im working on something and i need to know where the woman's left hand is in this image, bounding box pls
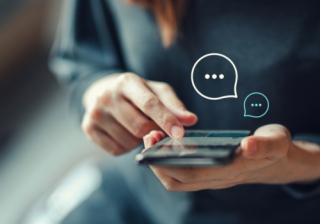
[143,124,320,191]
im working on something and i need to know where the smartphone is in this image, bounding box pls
[135,130,251,166]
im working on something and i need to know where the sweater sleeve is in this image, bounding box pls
[282,134,320,199]
[49,0,125,121]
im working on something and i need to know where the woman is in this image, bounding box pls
[51,0,320,223]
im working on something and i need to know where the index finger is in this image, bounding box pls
[120,74,184,139]
[147,81,198,126]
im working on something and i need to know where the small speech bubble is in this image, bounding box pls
[191,53,238,100]
[244,92,269,118]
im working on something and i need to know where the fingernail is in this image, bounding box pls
[143,135,149,147]
[171,125,183,139]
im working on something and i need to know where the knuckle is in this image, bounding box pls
[140,94,159,111]
[99,90,113,106]
[118,72,137,85]
[90,108,104,121]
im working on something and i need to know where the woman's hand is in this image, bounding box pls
[81,72,197,155]
[144,124,320,191]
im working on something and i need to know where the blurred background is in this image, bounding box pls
[0,0,106,223]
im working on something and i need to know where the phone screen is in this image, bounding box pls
[135,130,251,166]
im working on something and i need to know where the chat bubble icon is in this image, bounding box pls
[191,53,238,100]
[244,92,269,118]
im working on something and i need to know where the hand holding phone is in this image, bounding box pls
[137,125,303,192]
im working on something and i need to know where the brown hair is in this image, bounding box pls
[127,0,188,47]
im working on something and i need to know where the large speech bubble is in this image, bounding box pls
[244,92,269,118]
[191,53,238,100]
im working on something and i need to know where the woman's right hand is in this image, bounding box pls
[82,72,198,155]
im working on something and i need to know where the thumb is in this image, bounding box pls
[241,124,291,160]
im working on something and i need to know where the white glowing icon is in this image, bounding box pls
[191,53,238,100]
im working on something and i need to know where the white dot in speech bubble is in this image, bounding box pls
[191,53,238,100]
